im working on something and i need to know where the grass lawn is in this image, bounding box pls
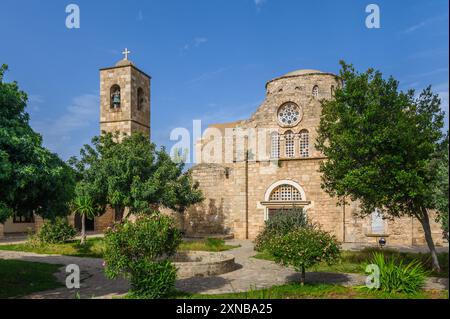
[0,260,63,299]
[177,283,448,299]
[0,237,106,258]
[0,238,239,258]
[179,238,240,252]
[124,283,449,300]
[254,248,449,278]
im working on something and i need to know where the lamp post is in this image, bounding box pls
[378,237,387,249]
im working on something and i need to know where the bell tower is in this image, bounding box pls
[99,49,151,138]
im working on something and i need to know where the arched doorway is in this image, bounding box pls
[261,180,310,220]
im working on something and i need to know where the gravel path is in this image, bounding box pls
[0,240,447,299]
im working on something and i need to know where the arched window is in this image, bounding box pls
[299,130,309,158]
[312,85,319,98]
[137,87,144,111]
[270,132,280,159]
[269,184,303,201]
[284,130,295,158]
[110,85,121,109]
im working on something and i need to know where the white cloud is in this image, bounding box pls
[254,0,266,7]
[28,94,44,111]
[137,10,143,21]
[400,14,448,34]
[181,37,208,54]
[31,93,99,159]
[186,67,228,85]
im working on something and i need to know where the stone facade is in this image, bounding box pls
[187,69,445,246]
[99,59,151,137]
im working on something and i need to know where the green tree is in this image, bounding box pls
[69,132,203,220]
[71,182,103,245]
[428,133,449,241]
[316,61,447,271]
[0,64,75,223]
[267,227,341,285]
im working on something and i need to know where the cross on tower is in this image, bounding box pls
[122,48,131,60]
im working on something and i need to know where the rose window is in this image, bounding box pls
[277,102,302,126]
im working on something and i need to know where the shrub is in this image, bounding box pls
[128,260,178,299]
[36,217,77,244]
[255,207,308,252]
[103,214,182,299]
[267,226,341,285]
[369,253,428,294]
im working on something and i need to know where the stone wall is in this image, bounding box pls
[189,70,446,246]
[0,223,4,238]
[95,207,116,232]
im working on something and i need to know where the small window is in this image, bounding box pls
[371,208,385,234]
[110,85,121,109]
[299,130,309,158]
[137,87,144,111]
[312,85,319,98]
[271,132,280,159]
[331,85,335,96]
[285,130,295,158]
[13,212,34,223]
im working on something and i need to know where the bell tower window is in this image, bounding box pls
[110,84,121,109]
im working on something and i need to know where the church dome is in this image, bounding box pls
[282,69,324,77]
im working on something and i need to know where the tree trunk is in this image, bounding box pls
[417,209,441,272]
[300,266,306,286]
[114,206,125,222]
[80,214,86,245]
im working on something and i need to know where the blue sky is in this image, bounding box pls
[0,0,448,161]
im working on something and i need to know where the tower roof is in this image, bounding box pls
[115,59,135,67]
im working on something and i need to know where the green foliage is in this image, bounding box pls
[0,64,75,223]
[69,132,203,218]
[128,260,178,299]
[316,61,447,270]
[254,208,308,252]
[369,253,428,294]
[428,133,449,240]
[103,214,182,298]
[36,217,77,244]
[267,227,341,284]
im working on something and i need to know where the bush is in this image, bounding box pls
[128,260,178,299]
[103,214,182,299]
[369,253,428,294]
[36,217,77,244]
[255,207,308,252]
[267,226,341,285]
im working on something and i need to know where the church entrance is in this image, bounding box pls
[262,181,311,220]
[74,215,95,232]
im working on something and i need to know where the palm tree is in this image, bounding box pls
[71,186,97,245]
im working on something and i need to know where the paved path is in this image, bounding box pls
[0,240,448,299]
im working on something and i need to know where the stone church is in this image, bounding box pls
[0,54,445,248]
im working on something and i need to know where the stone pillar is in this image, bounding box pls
[33,215,45,233]
[0,223,4,238]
